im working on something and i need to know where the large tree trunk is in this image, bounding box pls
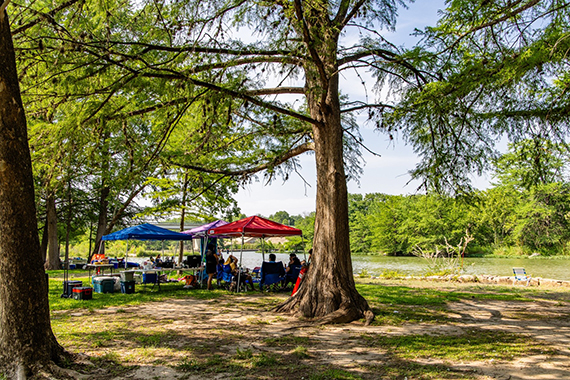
[0,9,65,376]
[179,172,189,265]
[91,185,109,260]
[90,129,111,261]
[40,218,49,261]
[276,46,373,324]
[45,194,60,270]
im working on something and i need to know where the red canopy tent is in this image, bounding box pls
[209,216,303,291]
[208,215,302,238]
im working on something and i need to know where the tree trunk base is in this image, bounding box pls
[274,290,375,326]
[0,339,72,380]
[2,358,83,380]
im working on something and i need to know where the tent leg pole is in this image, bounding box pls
[237,234,244,293]
[200,235,207,287]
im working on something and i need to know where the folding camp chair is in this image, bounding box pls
[220,265,234,290]
[260,261,285,291]
[513,267,531,286]
[283,264,302,289]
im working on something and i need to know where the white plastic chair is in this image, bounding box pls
[513,267,531,286]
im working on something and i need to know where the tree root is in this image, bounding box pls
[1,349,85,380]
[274,294,375,326]
[363,309,375,326]
[272,292,300,314]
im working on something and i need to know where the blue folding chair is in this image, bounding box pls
[283,264,302,289]
[260,261,285,291]
[221,265,234,289]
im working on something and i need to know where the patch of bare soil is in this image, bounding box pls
[62,288,570,380]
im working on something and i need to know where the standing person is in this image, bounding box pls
[205,245,218,290]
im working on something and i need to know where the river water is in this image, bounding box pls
[132,251,570,281]
[224,252,570,281]
[351,255,570,281]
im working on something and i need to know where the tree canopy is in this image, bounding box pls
[9,0,570,322]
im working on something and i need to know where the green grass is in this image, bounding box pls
[354,282,544,325]
[365,360,477,379]
[356,283,532,306]
[362,330,553,361]
[308,369,363,380]
[234,348,253,359]
[264,335,312,346]
[48,271,224,312]
[47,272,565,380]
[292,345,310,358]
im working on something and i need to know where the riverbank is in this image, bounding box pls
[368,273,570,288]
[46,277,570,380]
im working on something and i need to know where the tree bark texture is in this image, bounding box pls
[0,10,64,376]
[276,38,373,324]
[40,219,48,261]
[91,185,109,259]
[179,172,189,265]
[45,194,60,270]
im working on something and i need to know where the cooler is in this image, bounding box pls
[92,278,115,293]
[64,280,82,296]
[72,287,93,300]
[120,271,134,281]
[120,280,135,294]
[142,272,157,284]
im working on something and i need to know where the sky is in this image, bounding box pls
[234,0,489,217]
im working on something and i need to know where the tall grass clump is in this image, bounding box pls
[414,233,473,276]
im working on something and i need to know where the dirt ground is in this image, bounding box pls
[58,283,570,380]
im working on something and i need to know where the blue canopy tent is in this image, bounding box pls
[102,224,194,268]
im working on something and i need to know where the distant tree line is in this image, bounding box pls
[276,139,570,257]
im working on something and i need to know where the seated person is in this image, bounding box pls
[230,269,255,291]
[224,255,238,272]
[285,253,301,272]
[155,254,163,266]
[260,254,285,290]
[216,257,225,284]
[222,254,254,291]
[283,253,302,288]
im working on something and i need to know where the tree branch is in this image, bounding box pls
[11,0,81,35]
[338,0,367,29]
[341,102,394,113]
[0,0,10,21]
[293,0,328,84]
[246,87,305,96]
[171,142,315,176]
[140,72,319,125]
[187,56,301,74]
[107,92,207,120]
[99,41,299,58]
[443,0,541,53]
[338,49,428,84]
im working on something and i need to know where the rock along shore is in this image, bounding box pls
[418,274,570,287]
